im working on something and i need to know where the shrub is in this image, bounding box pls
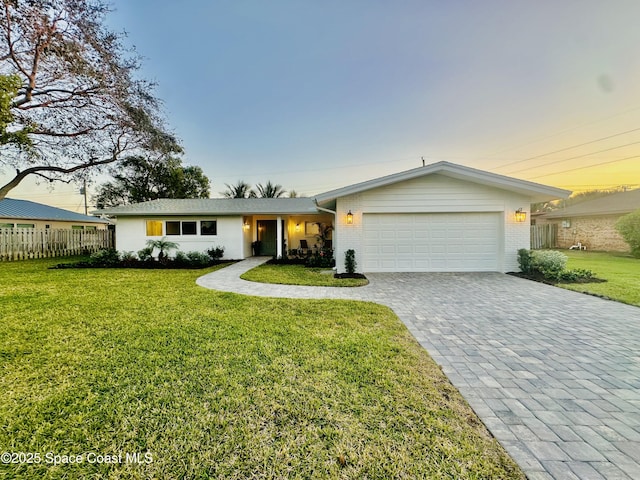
[120,251,138,267]
[557,268,594,283]
[186,251,211,268]
[120,251,136,261]
[531,250,567,280]
[616,209,640,258]
[206,246,225,261]
[173,251,189,267]
[137,246,154,262]
[172,251,212,268]
[88,248,120,267]
[345,249,357,274]
[517,249,533,274]
[306,248,334,268]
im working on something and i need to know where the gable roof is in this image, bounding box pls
[0,198,109,224]
[94,197,321,216]
[93,161,570,218]
[315,161,571,207]
[543,188,640,218]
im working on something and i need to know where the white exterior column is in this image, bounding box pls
[276,215,283,258]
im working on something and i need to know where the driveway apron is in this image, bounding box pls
[197,259,640,480]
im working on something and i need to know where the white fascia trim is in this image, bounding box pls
[315,161,571,204]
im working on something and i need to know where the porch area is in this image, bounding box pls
[243,213,333,258]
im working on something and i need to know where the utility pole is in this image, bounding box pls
[80,179,88,215]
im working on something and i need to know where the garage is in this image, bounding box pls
[362,212,502,272]
[314,161,570,274]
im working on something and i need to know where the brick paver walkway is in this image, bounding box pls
[197,258,640,479]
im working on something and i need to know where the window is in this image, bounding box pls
[0,223,14,228]
[146,220,163,236]
[85,226,97,231]
[72,225,84,230]
[17,223,35,228]
[166,221,180,235]
[200,220,217,235]
[182,221,197,235]
[166,221,197,235]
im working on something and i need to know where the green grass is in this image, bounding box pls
[241,263,369,287]
[0,258,523,479]
[562,250,640,306]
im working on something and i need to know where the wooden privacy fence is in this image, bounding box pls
[531,224,557,250]
[0,228,114,261]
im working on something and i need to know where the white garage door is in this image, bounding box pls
[362,213,501,272]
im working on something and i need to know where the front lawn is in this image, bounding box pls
[562,250,640,306]
[241,263,369,287]
[0,258,523,479]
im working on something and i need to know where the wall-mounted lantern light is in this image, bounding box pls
[346,210,354,225]
[243,218,250,230]
[295,223,301,232]
[515,208,527,223]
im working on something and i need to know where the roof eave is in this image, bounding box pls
[92,209,323,217]
[315,161,571,204]
[0,214,108,223]
[544,208,636,219]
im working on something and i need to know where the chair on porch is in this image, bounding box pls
[299,239,310,256]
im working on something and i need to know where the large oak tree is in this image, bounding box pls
[94,156,211,208]
[0,0,179,200]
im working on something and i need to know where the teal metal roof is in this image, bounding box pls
[0,198,109,223]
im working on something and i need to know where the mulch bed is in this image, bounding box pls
[334,273,367,280]
[508,272,607,285]
[50,260,235,270]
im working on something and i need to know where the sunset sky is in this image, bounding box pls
[4,1,640,212]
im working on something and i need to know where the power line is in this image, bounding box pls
[528,155,640,180]
[484,104,640,158]
[212,155,420,182]
[505,139,640,175]
[491,127,640,172]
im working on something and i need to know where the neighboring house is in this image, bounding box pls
[0,198,110,230]
[95,161,569,273]
[538,188,640,252]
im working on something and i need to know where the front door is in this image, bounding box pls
[257,220,277,256]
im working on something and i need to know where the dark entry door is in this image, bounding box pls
[256,220,286,256]
[257,220,277,256]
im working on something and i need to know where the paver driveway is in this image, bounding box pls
[197,258,640,480]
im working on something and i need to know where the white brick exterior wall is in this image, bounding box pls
[503,207,530,272]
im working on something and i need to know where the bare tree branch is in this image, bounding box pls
[0,0,181,199]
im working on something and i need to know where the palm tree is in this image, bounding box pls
[146,237,179,261]
[255,180,286,198]
[314,222,333,249]
[221,181,256,198]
